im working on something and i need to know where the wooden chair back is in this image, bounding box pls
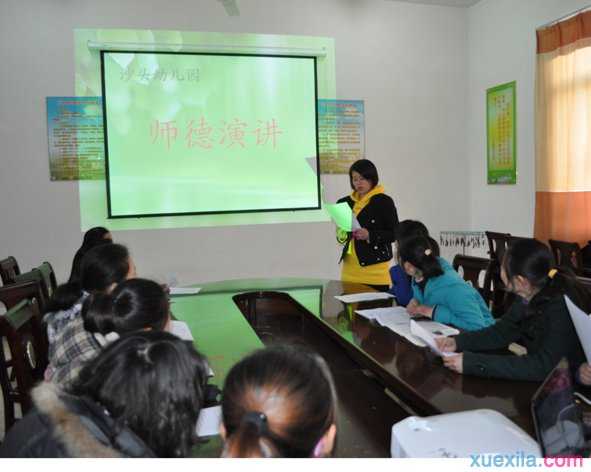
[0,299,48,432]
[549,240,584,275]
[0,256,21,285]
[452,254,492,306]
[13,261,57,302]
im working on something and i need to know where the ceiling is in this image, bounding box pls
[217,0,483,17]
[384,0,482,7]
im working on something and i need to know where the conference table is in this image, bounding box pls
[171,278,540,458]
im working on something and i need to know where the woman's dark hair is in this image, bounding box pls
[349,159,379,190]
[68,227,112,284]
[395,219,440,257]
[82,278,169,335]
[398,235,443,280]
[70,331,209,457]
[46,243,131,313]
[221,345,337,458]
[503,238,591,313]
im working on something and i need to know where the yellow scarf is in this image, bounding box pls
[350,184,385,216]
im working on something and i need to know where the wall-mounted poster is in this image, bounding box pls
[486,81,516,184]
[318,99,365,174]
[46,96,104,180]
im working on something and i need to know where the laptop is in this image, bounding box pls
[531,358,589,457]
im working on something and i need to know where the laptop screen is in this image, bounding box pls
[531,358,586,457]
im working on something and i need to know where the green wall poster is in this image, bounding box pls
[487,81,516,184]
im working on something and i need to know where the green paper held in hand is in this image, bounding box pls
[325,202,354,232]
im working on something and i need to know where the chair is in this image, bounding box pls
[0,279,49,315]
[576,276,591,294]
[0,299,48,432]
[485,232,511,317]
[0,256,21,285]
[507,235,531,248]
[452,254,492,306]
[548,240,591,277]
[13,261,58,302]
[0,280,50,365]
[485,232,511,264]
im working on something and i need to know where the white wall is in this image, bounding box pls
[0,0,469,285]
[466,0,590,237]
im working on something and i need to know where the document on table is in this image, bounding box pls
[356,306,410,325]
[418,321,460,337]
[410,320,455,357]
[565,295,591,362]
[195,405,222,437]
[388,323,427,348]
[169,286,201,296]
[169,320,193,341]
[335,292,395,303]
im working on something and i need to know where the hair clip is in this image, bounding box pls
[548,268,558,279]
[242,411,268,434]
[424,249,432,256]
[136,345,153,364]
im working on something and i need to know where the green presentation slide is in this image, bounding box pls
[101,51,320,217]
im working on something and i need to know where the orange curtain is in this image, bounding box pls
[535,11,591,245]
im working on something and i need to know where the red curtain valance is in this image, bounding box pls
[537,10,591,54]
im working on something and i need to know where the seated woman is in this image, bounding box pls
[49,277,170,387]
[68,226,113,284]
[389,220,442,306]
[399,235,494,331]
[0,331,209,457]
[437,238,591,382]
[221,345,337,458]
[44,243,135,349]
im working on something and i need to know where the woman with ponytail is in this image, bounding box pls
[436,238,590,381]
[398,236,494,331]
[49,278,170,387]
[67,226,113,284]
[221,345,337,458]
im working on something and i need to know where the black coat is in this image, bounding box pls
[457,296,586,381]
[0,383,156,458]
[337,193,399,267]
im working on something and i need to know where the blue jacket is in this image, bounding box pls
[388,265,413,306]
[411,257,494,331]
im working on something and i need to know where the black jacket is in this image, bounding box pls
[337,193,399,266]
[0,382,156,458]
[457,295,586,382]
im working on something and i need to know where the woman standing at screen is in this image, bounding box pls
[337,159,399,291]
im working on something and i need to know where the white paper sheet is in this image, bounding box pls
[410,320,455,357]
[356,306,410,325]
[169,320,193,341]
[418,321,460,337]
[335,292,395,303]
[387,322,427,347]
[195,405,222,437]
[565,295,591,362]
[169,286,201,296]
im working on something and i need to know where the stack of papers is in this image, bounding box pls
[354,306,459,349]
[334,292,395,303]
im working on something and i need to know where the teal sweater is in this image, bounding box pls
[411,257,495,331]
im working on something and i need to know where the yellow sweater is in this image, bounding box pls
[340,185,391,286]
